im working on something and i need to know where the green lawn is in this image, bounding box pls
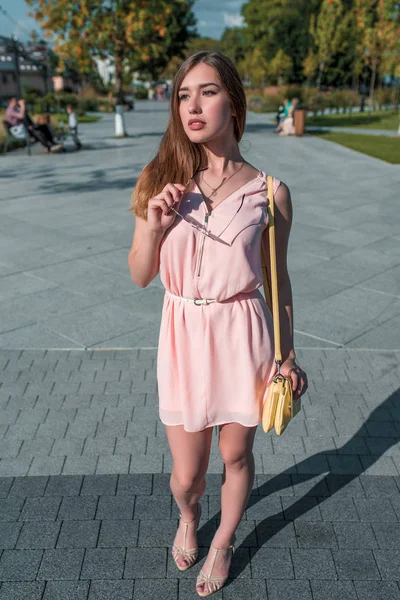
[306,110,399,131]
[311,131,400,164]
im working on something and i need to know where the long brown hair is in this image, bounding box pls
[130,51,247,218]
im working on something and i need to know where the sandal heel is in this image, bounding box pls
[172,502,202,572]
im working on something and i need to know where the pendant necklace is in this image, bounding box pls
[200,162,245,199]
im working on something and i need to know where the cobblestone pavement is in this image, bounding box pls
[0,103,399,598]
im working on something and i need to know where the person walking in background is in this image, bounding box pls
[128,51,307,596]
[5,97,63,152]
[66,104,82,150]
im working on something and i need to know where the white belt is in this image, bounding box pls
[166,291,216,305]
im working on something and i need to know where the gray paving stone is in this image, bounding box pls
[353,497,398,522]
[371,522,400,549]
[37,548,85,580]
[19,496,61,521]
[0,459,32,478]
[95,495,134,520]
[80,474,118,496]
[291,474,330,497]
[357,581,400,600]
[0,498,24,522]
[318,497,360,521]
[50,438,85,457]
[88,580,134,600]
[82,438,116,458]
[333,522,378,548]
[57,496,98,521]
[0,581,45,600]
[97,519,139,548]
[28,456,66,476]
[62,457,98,476]
[310,580,357,600]
[267,579,312,600]
[42,581,90,600]
[245,496,284,520]
[360,455,399,476]
[0,478,13,499]
[256,474,294,496]
[56,520,100,548]
[0,549,43,581]
[117,474,152,495]
[373,549,400,579]
[0,523,22,549]
[45,475,83,496]
[133,579,177,599]
[255,521,297,548]
[9,476,48,497]
[96,454,131,474]
[325,475,365,497]
[16,521,61,549]
[250,548,294,579]
[294,521,338,548]
[291,548,337,579]
[332,549,381,579]
[360,475,400,497]
[80,548,125,580]
[134,495,171,520]
[281,496,323,521]
[124,547,167,578]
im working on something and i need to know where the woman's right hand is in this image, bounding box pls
[147,183,186,235]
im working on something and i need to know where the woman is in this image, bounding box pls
[128,51,307,597]
[279,97,299,136]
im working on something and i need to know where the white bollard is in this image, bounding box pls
[115,105,127,137]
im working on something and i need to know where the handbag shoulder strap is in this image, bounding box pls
[261,175,282,366]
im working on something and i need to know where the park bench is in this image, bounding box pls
[2,120,33,156]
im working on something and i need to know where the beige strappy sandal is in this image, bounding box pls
[171,503,202,571]
[196,535,236,597]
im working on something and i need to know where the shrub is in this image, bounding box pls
[134,86,148,100]
[57,94,79,109]
[78,98,99,112]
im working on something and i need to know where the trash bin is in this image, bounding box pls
[294,109,306,136]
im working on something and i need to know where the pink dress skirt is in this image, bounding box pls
[157,170,280,432]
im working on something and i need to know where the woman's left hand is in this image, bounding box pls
[280,359,308,400]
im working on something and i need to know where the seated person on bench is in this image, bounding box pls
[5,98,63,153]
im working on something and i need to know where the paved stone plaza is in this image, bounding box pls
[0,103,399,599]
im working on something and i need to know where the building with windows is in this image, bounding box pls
[0,35,53,102]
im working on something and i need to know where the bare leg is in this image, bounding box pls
[196,423,257,595]
[166,424,213,569]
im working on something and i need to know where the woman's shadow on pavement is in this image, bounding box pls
[202,386,400,582]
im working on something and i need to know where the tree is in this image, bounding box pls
[269,49,292,85]
[313,0,349,89]
[238,48,268,87]
[242,0,322,82]
[355,0,400,102]
[302,50,319,83]
[27,0,197,136]
[220,28,246,65]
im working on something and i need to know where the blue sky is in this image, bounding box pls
[0,0,245,41]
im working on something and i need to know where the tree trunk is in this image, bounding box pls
[369,58,377,105]
[115,53,127,137]
[316,61,324,89]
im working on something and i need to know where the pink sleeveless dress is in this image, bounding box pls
[157,170,280,432]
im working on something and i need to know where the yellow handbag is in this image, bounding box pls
[261,175,301,435]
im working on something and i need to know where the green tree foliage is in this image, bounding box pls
[268,49,292,85]
[220,28,246,65]
[26,0,197,103]
[241,0,322,82]
[355,0,400,99]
